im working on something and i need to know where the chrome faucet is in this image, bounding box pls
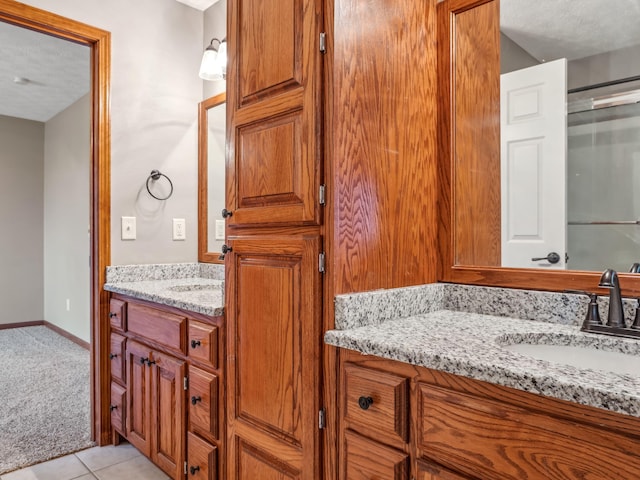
[598,269,626,328]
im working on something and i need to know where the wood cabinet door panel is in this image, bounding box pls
[188,320,219,369]
[343,363,408,446]
[418,383,640,480]
[150,350,186,479]
[109,332,126,385]
[417,460,472,480]
[227,235,322,479]
[227,0,322,227]
[189,365,219,443]
[126,340,152,457]
[187,432,217,479]
[127,303,186,354]
[235,0,302,106]
[344,430,409,480]
[237,437,301,480]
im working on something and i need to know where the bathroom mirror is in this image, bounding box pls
[439,0,640,295]
[198,92,226,263]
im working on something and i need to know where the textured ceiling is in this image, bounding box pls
[501,0,640,62]
[0,21,90,123]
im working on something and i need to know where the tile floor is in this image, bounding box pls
[0,443,169,480]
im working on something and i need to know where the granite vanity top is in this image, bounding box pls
[103,263,224,316]
[324,283,640,418]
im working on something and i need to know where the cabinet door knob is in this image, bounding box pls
[191,396,202,406]
[190,465,200,475]
[109,353,118,359]
[221,244,232,254]
[109,312,117,318]
[358,396,374,410]
[109,405,117,411]
[221,208,233,218]
[140,357,148,365]
[191,339,201,349]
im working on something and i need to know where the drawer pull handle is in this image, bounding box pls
[190,465,200,475]
[109,405,117,411]
[191,396,202,406]
[358,396,374,410]
[109,312,117,318]
[191,340,201,349]
[109,353,118,359]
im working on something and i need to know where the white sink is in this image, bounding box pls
[502,343,640,377]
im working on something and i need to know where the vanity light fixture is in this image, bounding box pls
[199,37,227,81]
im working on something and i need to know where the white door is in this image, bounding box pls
[501,58,567,269]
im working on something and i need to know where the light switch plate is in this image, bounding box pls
[215,220,225,240]
[173,218,186,240]
[121,216,136,240]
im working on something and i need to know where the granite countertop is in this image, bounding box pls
[104,278,224,316]
[325,308,640,418]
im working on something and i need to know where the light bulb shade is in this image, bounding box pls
[215,41,227,75]
[199,47,222,81]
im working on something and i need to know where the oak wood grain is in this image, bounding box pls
[127,303,187,355]
[225,234,322,479]
[188,320,219,370]
[330,0,439,294]
[344,430,409,480]
[109,332,126,385]
[339,349,640,480]
[189,366,219,444]
[188,431,218,479]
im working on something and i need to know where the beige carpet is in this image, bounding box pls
[0,326,94,474]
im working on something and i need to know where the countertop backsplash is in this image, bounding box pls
[334,282,638,330]
[105,262,224,283]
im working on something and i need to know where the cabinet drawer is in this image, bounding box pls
[188,320,218,369]
[187,432,217,479]
[109,298,127,331]
[189,366,219,442]
[127,303,186,353]
[110,382,126,434]
[343,363,408,445]
[419,383,640,480]
[109,333,126,385]
[344,430,409,480]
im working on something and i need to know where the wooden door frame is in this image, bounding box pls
[0,0,112,445]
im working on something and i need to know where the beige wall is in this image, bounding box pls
[44,95,91,342]
[20,0,204,265]
[0,115,44,325]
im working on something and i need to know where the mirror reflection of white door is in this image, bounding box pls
[501,58,567,269]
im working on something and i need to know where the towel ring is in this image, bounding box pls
[146,170,173,201]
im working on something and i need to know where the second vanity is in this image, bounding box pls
[325,283,640,479]
[104,263,224,480]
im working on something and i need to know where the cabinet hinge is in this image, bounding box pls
[318,252,326,274]
[319,184,326,206]
[183,376,188,391]
[319,32,327,54]
[184,461,188,475]
[318,408,326,430]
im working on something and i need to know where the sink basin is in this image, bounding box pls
[502,343,640,377]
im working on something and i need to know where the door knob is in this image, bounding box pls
[531,252,561,264]
[221,208,233,218]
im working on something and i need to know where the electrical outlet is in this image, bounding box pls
[173,218,186,240]
[215,220,225,240]
[121,216,136,240]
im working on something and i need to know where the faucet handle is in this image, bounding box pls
[583,293,602,328]
[565,290,602,329]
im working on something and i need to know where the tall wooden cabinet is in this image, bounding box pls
[224,0,441,478]
[224,0,324,478]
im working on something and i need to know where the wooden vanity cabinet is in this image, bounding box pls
[338,348,640,480]
[108,293,224,480]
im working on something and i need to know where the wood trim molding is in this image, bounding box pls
[0,0,112,445]
[198,92,226,264]
[0,321,45,330]
[44,322,91,350]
